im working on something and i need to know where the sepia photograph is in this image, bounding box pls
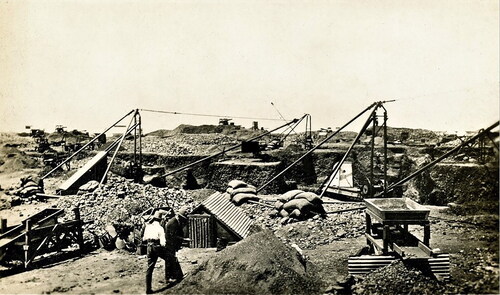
[0,1,498,294]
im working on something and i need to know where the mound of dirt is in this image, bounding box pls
[0,145,39,173]
[149,124,233,136]
[168,230,322,294]
[123,134,238,155]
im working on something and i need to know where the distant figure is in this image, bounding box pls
[182,169,200,190]
[163,207,189,284]
[142,211,167,294]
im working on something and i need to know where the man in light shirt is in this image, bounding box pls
[143,210,167,294]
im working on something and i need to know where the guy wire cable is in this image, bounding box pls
[140,108,283,121]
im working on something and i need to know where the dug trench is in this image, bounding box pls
[115,143,498,209]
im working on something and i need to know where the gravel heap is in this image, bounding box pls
[55,173,195,238]
[351,261,448,295]
[239,201,365,249]
[168,230,322,295]
[122,134,238,156]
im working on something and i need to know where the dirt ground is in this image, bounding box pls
[0,246,216,294]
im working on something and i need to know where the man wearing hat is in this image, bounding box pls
[163,207,189,284]
[142,210,167,294]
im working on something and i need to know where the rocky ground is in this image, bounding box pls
[0,130,498,294]
[121,134,239,156]
[0,196,497,294]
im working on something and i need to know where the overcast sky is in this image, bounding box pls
[0,0,498,134]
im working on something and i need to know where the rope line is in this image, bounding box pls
[139,108,282,121]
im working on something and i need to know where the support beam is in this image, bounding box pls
[161,116,304,178]
[319,104,380,198]
[99,110,138,186]
[42,110,135,179]
[258,102,379,193]
[383,121,500,194]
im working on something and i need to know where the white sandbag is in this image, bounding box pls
[269,209,280,217]
[279,209,289,217]
[274,200,284,210]
[228,180,248,189]
[289,209,302,218]
[277,190,304,202]
[282,198,314,212]
[231,187,257,197]
[105,224,118,238]
[115,237,127,250]
[295,192,323,205]
[232,193,259,205]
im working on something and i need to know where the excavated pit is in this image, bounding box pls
[114,142,498,210]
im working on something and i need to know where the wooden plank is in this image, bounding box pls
[27,224,60,265]
[393,243,404,257]
[36,209,64,227]
[364,233,384,252]
[35,193,60,199]
[418,241,433,256]
[189,214,213,248]
[327,206,366,214]
[0,224,23,240]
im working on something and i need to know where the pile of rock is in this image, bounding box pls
[239,201,366,250]
[350,260,448,295]
[271,190,325,220]
[56,173,195,241]
[225,180,259,205]
[121,134,238,156]
[169,230,322,294]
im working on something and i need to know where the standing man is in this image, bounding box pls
[142,210,167,294]
[163,207,189,284]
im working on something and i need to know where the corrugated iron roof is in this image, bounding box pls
[201,192,253,239]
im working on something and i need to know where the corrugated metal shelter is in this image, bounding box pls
[189,192,253,247]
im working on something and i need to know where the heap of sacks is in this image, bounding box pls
[272,190,326,220]
[225,180,259,205]
[6,175,44,201]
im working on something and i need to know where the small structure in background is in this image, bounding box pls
[218,118,232,126]
[55,125,66,133]
[323,161,361,200]
[252,121,259,130]
[318,127,332,137]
